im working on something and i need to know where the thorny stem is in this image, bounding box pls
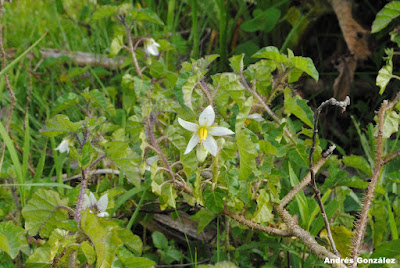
[74,169,88,223]
[350,100,387,266]
[146,111,343,264]
[121,16,142,77]
[198,80,213,106]
[273,204,346,268]
[309,96,350,257]
[0,1,16,173]
[240,74,296,144]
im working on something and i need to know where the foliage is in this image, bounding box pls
[0,0,399,267]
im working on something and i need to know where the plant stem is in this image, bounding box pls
[74,169,88,224]
[191,0,199,58]
[127,191,146,230]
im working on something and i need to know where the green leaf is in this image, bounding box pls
[310,189,350,236]
[252,46,288,64]
[80,241,96,265]
[203,185,226,214]
[190,209,216,234]
[160,183,177,209]
[342,155,372,176]
[22,189,72,237]
[182,70,207,110]
[235,97,253,134]
[40,114,80,137]
[251,189,273,223]
[240,8,281,33]
[371,1,400,33]
[51,93,79,117]
[284,87,313,127]
[288,163,309,226]
[229,54,244,73]
[152,231,168,250]
[106,141,140,187]
[92,5,118,20]
[377,60,393,95]
[212,73,245,108]
[131,8,164,25]
[236,131,257,181]
[121,256,156,268]
[109,34,124,57]
[288,56,319,81]
[382,110,399,139]
[0,222,28,259]
[81,212,123,268]
[26,229,75,268]
[117,229,142,255]
[369,240,400,268]
[370,203,387,248]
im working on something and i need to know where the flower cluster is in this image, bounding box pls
[81,192,109,218]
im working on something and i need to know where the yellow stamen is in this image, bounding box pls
[198,127,208,142]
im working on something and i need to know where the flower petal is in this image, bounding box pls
[203,135,218,156]
[199,105,215,127]
[81,194,90,211]
[97,212,109,218]
[178,118,199,132]
[184,134,200,154]
[55,139,69,153]
[248,113,264,122]
[88,192,97,207]
[147,45,159,56]
[208,126,234,136]
[97,193,108,212]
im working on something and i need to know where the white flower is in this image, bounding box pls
[178,105,234,156]
[247,113,264,122]
[82,192,109,218]
[55,138,70,154]
[144,38,160,56]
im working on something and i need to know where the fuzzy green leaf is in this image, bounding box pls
[284,87,313,127]
[0,222,28,259]
[51,93,79,117]
[117,229,142,255]
[371,1,400,33]
[203,186,226,214]
[22,189,74,237]
[40,114,80,137]
[236,131,257,180]
[106,141,140,187]
[92,5,118,20]
[190,209,216,234]
[131,8,164,25]
[152,231,168,250]
[182,70,207,110]
[81,212,123,268]
[229,54,245,73]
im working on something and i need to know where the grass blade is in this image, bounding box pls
[0,121,25,206]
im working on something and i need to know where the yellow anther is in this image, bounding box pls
[198,128,208,142]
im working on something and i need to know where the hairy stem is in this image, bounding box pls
[351,100,387,266]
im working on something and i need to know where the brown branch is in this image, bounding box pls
[350,100,387,266]
[309,96,350,257]
[223,207,291,237]
[383,149,400,166]
[273,204,346,268]
[240,74,296,143]
[121,17,142,77]
[280,145,336,208]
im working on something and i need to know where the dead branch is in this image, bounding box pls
[309,96,350,256]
